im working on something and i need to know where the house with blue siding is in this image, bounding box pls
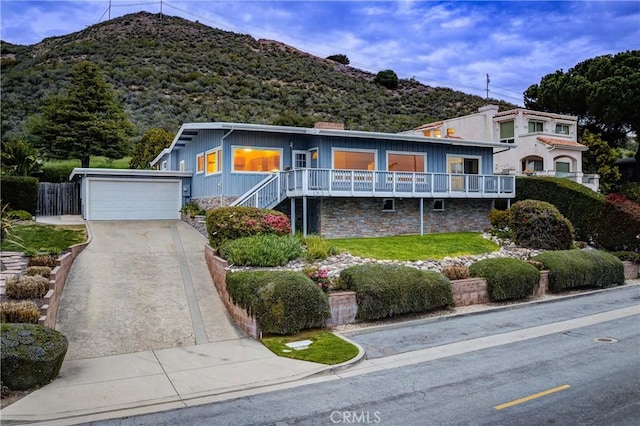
[151,122,516,238]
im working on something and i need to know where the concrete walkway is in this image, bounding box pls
[1,220,352,424]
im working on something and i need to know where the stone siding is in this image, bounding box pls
[191,196,237,211]
[318,198,493,239]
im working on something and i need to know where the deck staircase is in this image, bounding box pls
[230,172,287,209]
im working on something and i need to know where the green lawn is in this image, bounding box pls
[1,224,87,256]
[45,156,131,169]
[262,330,359,365]
[330,232,498,261]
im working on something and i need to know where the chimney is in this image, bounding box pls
[314,121,345,130]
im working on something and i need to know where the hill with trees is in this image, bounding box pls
[1,11,515,148]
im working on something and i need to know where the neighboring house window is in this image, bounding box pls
[433,199,445,211]
[161,160,167,170]
[555,124,570,135]
[196,153,204,174]
[528,121,543,133]
[179,160,185,171]
[499,121,515,143]
[206,148,221,174]
[332,149,376,170]
[422,130,431,137]
[233,147,281,172]
[555,161,570,176]
[382,199,395,212]
[387,152,426,172]
[434,129,442,138]
[523,159,543,172]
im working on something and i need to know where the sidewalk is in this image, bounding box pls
[0,338,354,425]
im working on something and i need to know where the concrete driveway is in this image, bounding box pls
[56,220,244,360]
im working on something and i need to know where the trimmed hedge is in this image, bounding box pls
[469,258,540,301]
[206,206,291,248]
[532,250,625,292]
[515,177,603,242]
[219,234,302,266]
[226,271,330,335]
[339,264,454,320]
[593,194,640,252]
[509,199,574,250]
[40,164,75,183]
[1,176,39,214]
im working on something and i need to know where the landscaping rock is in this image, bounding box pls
[1,323,68,391]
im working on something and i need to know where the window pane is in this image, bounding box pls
[528,121,543,133]
[555,124,569,134]
[556,161,570,173]
[388,154,425,172]
[197,155,204,172]
[233,148,281,172]
[447,157,464,174]
[334,150,375,170]
[206,151,218,173]
[500,121,514,139]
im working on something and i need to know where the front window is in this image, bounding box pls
[387,153,425,172]
[500,121,515,143]
[333,149,376,170]
[206,149,221,174]
[233,147,281,172]
[196,154,204,174]
[555,124,570,135]
[447,157,479,174]
[528,121,543,133]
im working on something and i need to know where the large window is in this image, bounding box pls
[447,156,479,174]
[528,121,543,133]
[555,124,570,135]
[333,149,376,170]
[387,152,425,172]
[555,161,570,175]
[233,147,281,172]
[206,148,221,174]
[499,121,515,143]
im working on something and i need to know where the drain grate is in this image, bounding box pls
[594,337,618,344]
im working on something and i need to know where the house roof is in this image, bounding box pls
[69,168,192,181]
[537,137,588,151]
[151,122,516,166]
[495,109,577,122]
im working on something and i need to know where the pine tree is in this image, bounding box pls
[30,61,133,168]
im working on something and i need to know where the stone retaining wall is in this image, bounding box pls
[40,238,90,328]
[623,261,639,280]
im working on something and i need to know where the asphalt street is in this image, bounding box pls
[86,285,640,426]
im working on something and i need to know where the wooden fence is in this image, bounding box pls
[37,182,80,216]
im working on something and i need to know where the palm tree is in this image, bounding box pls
[1,139,43,177]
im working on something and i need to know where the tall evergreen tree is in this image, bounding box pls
[29,61,133,168]
[130,128,174,169]
[580,130,621,194]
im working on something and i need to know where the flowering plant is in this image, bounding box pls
[303,266,331,293]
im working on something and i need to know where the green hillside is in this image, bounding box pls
[1,11,516,143]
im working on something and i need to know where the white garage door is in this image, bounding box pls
[87,178,181,220]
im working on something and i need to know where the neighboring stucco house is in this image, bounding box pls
[406,105,599,192]
[151,122,516,238]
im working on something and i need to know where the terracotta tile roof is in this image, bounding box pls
[413,121,443,131]
[537,136,587,150]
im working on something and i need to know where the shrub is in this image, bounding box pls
[1,176,39,214]
[206,206,291,248]
[339,264,454,320]
[469,258,540,301]
[219,234,302,267]
[181,201,205,218]
[26,266,52,278]
[532,250,624,292]
[5,275,49,299]
[441,265,470,280]
[619,182,640,204]
[610,251,640,264]
[374,69,399,89]
[0,301,41,323]
[509,199,574,250]
[40,163,75,183]
[1,323,68,390]
[5,210,33,220]
[226,271,331,335]
[593,194,640,252]
[303,235,339,261]
[302,266,331,293]
[515,176,603,242]
[28,255,58,268]
[488,208,510,229]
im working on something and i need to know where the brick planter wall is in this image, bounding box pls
[326,291,357,327]
[40,238,90,328]
[623,261,639,280]
[451,278,490,306]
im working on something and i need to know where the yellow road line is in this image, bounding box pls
[494,385,571,410]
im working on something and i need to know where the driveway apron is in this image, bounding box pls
[56,220,243,360]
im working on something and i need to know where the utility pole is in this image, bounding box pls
[486,74,490,100]
[160,0,163,19]
[108,0,111,20]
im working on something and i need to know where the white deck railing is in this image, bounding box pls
[284,169,515,198]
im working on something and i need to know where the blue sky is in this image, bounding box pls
[1,1,638,104]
